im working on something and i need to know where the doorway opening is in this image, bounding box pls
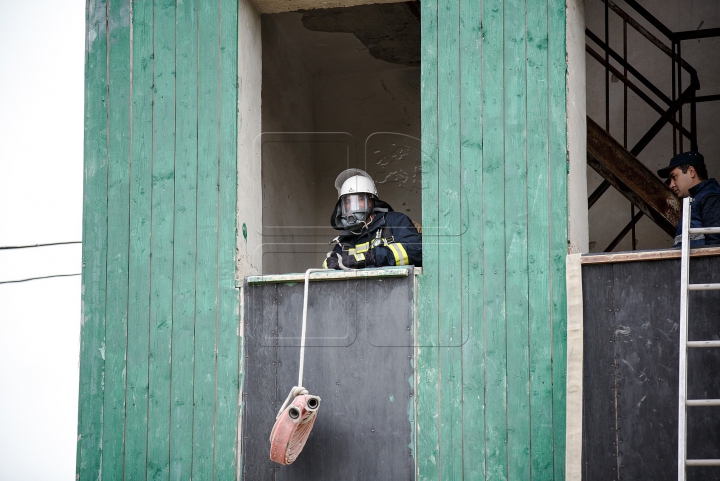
[584,0,720,252]
[260,2,422,274]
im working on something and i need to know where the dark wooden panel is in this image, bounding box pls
[686,262,720,477]
[243,274,415,481]
[612,261,679,480]
[582,256,720,481]
[582,263,618,481]
[243,283,279,481]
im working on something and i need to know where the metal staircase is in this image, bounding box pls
[585,0,720,251]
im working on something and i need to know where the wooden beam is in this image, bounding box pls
[581,247,720,264]
[586,117,680,237]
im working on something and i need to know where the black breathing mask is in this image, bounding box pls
[340,193,374,229]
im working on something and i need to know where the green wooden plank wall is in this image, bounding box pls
[77,0,240,479]
[418,0,568,479]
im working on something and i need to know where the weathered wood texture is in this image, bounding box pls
[418,0,568,479]
[77,0,240,479]
[582,256,720,481]
[242,273,415,480]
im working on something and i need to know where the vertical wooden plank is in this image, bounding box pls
[102,0,132,477]
[503,0,531,478]
[525,0,554,478]
[192,0,220,477]
[78,0,108,479]
[580,264,619,481]
[437,0,463,479]
[481,0,508,478]
[125,0,154,478]
[418,0,440,478]
[241,285,278,481]
[548,0,568,478]
[215,0,240,477]
[169,0,198,478]
[147,0,175,478]
[459,0,485,476]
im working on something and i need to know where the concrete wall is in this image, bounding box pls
[585,0,720,252]
[261,12,421,274]
[568,0,590,254]
[261,14,317,275]
[312,67,422,247]
[238,0,263,278]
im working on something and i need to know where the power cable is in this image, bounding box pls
[0,273,81,285]
[0,241,82,250]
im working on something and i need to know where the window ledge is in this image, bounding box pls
[243,266,421,286]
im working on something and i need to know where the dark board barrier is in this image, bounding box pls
[582,255,720,481]
[243,271,415,480]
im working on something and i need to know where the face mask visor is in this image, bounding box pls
[340,193,373,228]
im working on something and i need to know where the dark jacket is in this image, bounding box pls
[674,178,720,247]
[325,205,422,268]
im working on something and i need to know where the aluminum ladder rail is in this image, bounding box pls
[677,196,720,480]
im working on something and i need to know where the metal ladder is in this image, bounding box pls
[677,196,720,480]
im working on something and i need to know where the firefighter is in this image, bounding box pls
[323,168,422,269]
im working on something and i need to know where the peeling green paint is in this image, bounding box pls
[78,0,239,478]
[242,222,247,240]
[418,0,568,478]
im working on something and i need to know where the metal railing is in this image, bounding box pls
[586,0,719,251]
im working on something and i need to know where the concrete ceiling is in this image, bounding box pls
[264,1,420,73]
[301,1,420,67]
[251,0,406,15]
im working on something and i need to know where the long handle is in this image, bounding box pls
[298,268,325,388]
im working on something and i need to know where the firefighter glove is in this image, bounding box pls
[325,252,340,270]
[339,248,376,269]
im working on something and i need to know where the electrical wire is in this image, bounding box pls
[0,273,81,285]
[0,241,82,250]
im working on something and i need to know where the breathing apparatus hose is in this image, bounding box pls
[335,252,351,271]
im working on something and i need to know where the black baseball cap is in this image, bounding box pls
[657,151,705,178]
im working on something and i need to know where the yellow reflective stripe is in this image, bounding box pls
[395,243,409,265]
[349,248,356,256]
[388,243,407,266]
[354,253,365,262]
[354,242,370,253]
[322,258,328,269]
[388,244,399,264]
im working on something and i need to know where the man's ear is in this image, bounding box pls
[688,166,697,178]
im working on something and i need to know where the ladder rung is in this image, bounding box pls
[686,459,720,466]
[689,227,720,235]
[687,340,720,348]
[688,283,720,291]
[686,399,720,407]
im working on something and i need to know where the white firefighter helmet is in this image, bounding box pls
[334,168,378,198]
[333,169,378,230]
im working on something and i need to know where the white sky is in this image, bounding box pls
[0,0,85,479]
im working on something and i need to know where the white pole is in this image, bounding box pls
[298,269,325,388]
[678,196,692,481]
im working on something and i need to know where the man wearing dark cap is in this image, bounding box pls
[657,151,720,247]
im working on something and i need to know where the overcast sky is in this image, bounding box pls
[0,0,85,479]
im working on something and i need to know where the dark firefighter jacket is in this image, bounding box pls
[673,178,720,247]
[323,202,422,268]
